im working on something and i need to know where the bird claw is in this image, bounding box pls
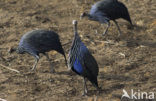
[102,32,106,36]
[118,33,121,37]
[30,68,36,73]
[102,31,107,36]
[82,88,88,96]
[82,92,88,96]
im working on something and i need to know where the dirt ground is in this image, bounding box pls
[0,0,156,101]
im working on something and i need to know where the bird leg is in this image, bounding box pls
[102,22,110,36]
[82,77,88,96]
[31,55,39,71]
[96,86,101,95]
[113,20,122,36]
[45,53,55,73]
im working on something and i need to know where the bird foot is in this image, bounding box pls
[117,33,121,37]
[82,92,88,96]
[82,89,88,96]
[102,32,106,36]
[30,68,36,73]
[97,87,102,95]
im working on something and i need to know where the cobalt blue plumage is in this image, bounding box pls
[68,20,99,95]
[81,0,132,36]
[73,42,88,74]
[73,58,83,74]
[16,29,67,72]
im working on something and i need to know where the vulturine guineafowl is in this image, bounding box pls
[68,20,100,95]
[80,0,132,36]
[15,29,67,72]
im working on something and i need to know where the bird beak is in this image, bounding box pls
[8,47,16,54]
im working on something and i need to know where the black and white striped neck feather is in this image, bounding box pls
[68,22,83,70]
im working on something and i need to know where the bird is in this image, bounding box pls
[80,0,132,36]
[14,29,67,72]
[68,20,100,95]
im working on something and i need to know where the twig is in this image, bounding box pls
[62,41,71,46]
[0,64,20,73]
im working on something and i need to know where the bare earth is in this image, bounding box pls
[0,0,156,101]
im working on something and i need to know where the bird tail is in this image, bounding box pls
[56,42,68,68]
[89,77,99,89]
[123,11,132,26]
[120,2,133,26]
[123,12,134,30]
[127,16,132,26]
[59,47,68,68]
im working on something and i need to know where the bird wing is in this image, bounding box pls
[90,0,116,21]
[97,0,130,20]
[97,0,117,18]
[90,3,98,15]
[79,43,99,77]
[78,43,99,87]
[26,30,60,51]
[68,34,99,77]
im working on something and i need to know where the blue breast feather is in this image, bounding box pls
[74,58,83,74]
[73,42,88,74]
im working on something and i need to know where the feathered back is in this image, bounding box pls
[90,0,132,24]
[18,30,65,54]
[17,29,67,66]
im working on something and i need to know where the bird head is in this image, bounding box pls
[80,4,87,20]
[72,20,77,25]
[80,12,87,19]
[8,47,25,54]
[8,47,16,54]
[16,47,25,54]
